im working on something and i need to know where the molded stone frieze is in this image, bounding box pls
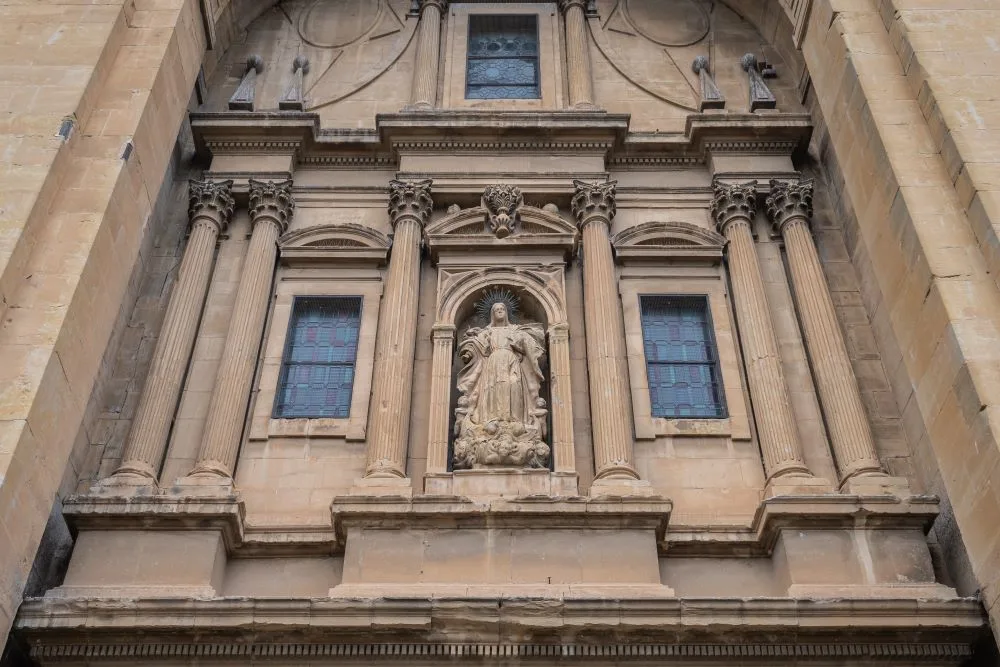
[741,53,777,112]
[248,179,295,233]
[228,55,264,111]
[482,184,524,238]
[388,179,433,229]
[766,178,815,233]
[571,179,618,227]
[711,180,757,234]
[187,179,235,234]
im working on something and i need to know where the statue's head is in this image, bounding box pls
[490,302,509,326]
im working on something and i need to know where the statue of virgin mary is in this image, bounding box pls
[453,293,550,469]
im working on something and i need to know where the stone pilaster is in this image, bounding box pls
[572,180,639,484]
[409,0,447,109]
[364,180,433,481]
[712,181,817,488]
[425,324,455,476]
[559,0,596,109]
[766,180,888,487]
[547,322,576,476]
[183,180,293,486]
[101,180,234,489]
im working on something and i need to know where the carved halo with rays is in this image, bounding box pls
[474,288,521,325]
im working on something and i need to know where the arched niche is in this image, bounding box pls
[612,220,725,264]
[437,266,566,329]
[278,223,390,266]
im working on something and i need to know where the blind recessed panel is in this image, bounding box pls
[640,295,726,419]
[466,14,540,100]
[274,297,362,419]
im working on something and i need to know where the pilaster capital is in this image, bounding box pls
[711,180,757,235]
[188,179,235,233]
[548,321,570,342]
[571,179,617,229]
[766,179,814,234]
[418,0,447,14]
[432,323,456,341]
[388,179,434,229]
[248,179,295,233]
[558,0,588,13]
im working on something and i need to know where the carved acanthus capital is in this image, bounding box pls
[388,179,434,229]
[766,179,814,234]
[711,181,757,235]
[571,180,617,228]
[482,184,523,238]
[188,179,235,234]
[248,179,295,233]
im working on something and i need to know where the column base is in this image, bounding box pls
[401,102,434,112]
[764,474,834,499]
[92,469,160,497]
[840,472,912,498]
[170,471,236,497]
[589,476,661,498]
[348,475,414,498]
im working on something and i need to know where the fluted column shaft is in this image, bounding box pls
[572,180,638,480]
[410,0,446,108]
[713,182,811,481]
[768,180,883,482]
[365,180,433,478]
[107,181,234,485]
[548,322,576,474]
[425,324,455,474]
[189,180,293,480]
[559,0,595,108]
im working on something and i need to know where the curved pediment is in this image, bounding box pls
[279,223,390,265]
[425,205,578,262]
[612,221,725,263]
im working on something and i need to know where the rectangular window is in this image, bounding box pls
[274,297,362,419]
[640,295,726,419]
[466,14,540,100]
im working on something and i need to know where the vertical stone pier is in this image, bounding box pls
[408,0,447,109]
[559,0,596,109]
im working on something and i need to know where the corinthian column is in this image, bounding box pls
[712,182,816,485]
[409,0,447,109]
[364,180,432,479]
[183,180,293,484]
[766,180,885,485]
[559,0,596,108]
[572,180,638,482]
[101,180,234,489]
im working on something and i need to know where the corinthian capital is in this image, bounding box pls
[248,179,295,233]
[711,181,757,235]
[188,179,235,234]
[388,179,434,228]
[766,179,814,234]
[571,180,617,228]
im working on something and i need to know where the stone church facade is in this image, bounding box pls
[2,0,1000,664]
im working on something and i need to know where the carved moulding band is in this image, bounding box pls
[278,223,391,266]
[436,267,566,329]
[612,220,726,263]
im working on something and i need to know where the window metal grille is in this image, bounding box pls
[274,297,362,419]
[639,295,726,418]
[466,14,540,100]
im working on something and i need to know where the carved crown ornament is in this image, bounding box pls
[481,184,524,238]
[278,223,391,267]
[711,180,757,234]
[188,179,235,233]
[571,180,618,228]
[388,179,434,229]
[248,179,295,233]
[766,179,814,233]
[612,220,726,264]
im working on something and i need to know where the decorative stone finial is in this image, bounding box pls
[711,181,757,234]
[741,53,777,112]
[229,55,265,111]
[766,179,814,233]
[482,184,523,238]
[692,56,725,111]
[188,180,235,233]
[248,179,294,233]
[571,180,617,228]
[279,55,310,111]
[388,179,434,228]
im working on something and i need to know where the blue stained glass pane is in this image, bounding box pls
[640,296,726,418]
[466,15,540,100]
[275,297,362,419]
